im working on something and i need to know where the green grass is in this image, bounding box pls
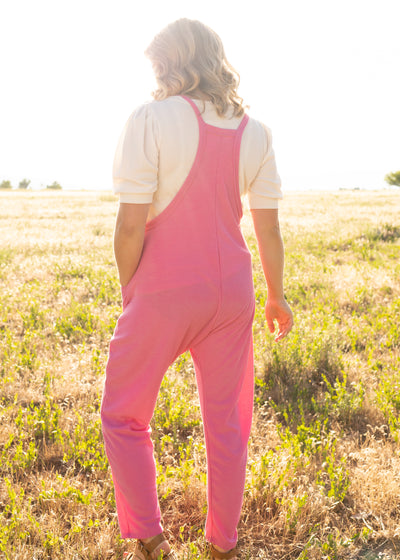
[0,189,400,559]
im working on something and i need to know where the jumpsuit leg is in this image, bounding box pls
[101,294,188,538]
[189,297,255,551]
[101,285,218,538]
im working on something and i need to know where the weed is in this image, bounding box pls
[38,477,93,506]
[256,323,343,423]
[153,373,201,455]
[375,369,400,442]
[0,479,34,558]
[365,223,400,243]
[63,411,109,472]
[15,397,64,444]
[319,371,365,426]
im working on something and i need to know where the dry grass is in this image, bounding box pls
[0,189,400,559]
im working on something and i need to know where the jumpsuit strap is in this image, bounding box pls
[180,95,205,124]
[181,94,249,134]
[236,113,249,134]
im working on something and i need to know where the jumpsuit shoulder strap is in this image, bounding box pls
[181,95,249,136]
[236,113,249,135]
[180,95,205,125]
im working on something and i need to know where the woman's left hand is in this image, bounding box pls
[265,297,294,342]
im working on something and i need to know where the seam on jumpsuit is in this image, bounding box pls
[191,346,215,542]
[205,136,224,542]
[213,135,224,324]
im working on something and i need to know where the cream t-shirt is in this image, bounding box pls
[113,95,282,221]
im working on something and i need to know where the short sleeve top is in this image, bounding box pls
[113,96,282,221]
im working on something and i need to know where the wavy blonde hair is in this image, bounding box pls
[145,19,246,117]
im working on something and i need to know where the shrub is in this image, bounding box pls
[46,181,62,190]
[384,170,400,187]
[18,178,31,189]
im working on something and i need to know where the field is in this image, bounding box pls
[0,189,400,560]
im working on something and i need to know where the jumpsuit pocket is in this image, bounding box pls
[120,273,136,308]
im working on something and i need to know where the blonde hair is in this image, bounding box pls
[145,19,246,118]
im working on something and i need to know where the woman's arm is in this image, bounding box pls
[250,208,293,341]
[113,203,150,286]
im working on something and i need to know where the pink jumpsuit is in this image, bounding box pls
[101,96,255,550]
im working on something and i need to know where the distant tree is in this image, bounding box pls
[0,180,12,189]
[46,181,62,190]
[384,171,400,187]
[18,178,31,189]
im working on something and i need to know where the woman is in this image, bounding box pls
[101,18,293,560]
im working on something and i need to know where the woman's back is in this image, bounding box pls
[113,96,283,221]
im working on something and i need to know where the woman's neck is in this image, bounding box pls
[186,89,212,101]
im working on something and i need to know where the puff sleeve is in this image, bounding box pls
[247,124,283,209]
[113,103,159,203]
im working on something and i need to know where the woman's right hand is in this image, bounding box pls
[265,297,293,342]
[114,203,150,287]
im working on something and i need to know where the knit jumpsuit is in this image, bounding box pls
[101,96,256,551]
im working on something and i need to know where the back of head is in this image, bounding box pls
[145,18,246,117]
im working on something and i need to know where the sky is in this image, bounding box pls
[0,0,399,192]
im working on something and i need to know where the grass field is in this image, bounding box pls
[0,190,399,560]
